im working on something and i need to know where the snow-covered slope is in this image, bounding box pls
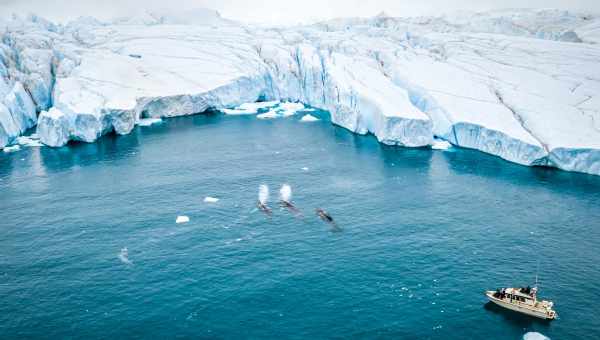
[1,9,599,175]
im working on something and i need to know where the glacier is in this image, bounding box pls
[1,9,600,175]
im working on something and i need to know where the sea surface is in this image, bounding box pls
[1,109,599,339]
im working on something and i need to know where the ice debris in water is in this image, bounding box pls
[176,215,190,224]
[118,247,132,265]
[300,114,320,122]
[16,135,43,147]
[256,110,279,119]
[301,167,309,171]
[280,184,292,203]
[279,102,305,116]
[204,196,219,203]
[222,101,280,115]
[3,145,21,153]
[259,184,269,204]
[256,102,306,119]
[431,139,452,150]
[138,118,163,126]
[523,332,550,340]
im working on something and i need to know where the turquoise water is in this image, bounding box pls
[1,111,599,339]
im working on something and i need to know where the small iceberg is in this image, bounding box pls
[257,110,279,119]
[118,247,133,265]
[280,102,305,116]
[523,332,550,340]
[222,101,280,115]
[176,215,190,224]
[204,196,219,203]
[3,145,21,153]
[138,118,163,126]
[300,114,319,122]
[16,135,43,147]
[431,139,452,150]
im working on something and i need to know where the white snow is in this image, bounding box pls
[1,9,600,175]
[138,118,163,126]
[203,196,219,203]
[523,332,550,340]
[300,114,320,122]
[175,215,190,224]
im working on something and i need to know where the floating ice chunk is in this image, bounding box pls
[257,110,279,119]
[222,108,257,115]
[176,215,190,224]
[138,118,163,126]
[3,145,20,153]
[279,102,305,112]
[16,136,44,147]
[279,102,305,117]
[204,196,219,203]
[301,167,309,171]
[118,247,132,265]
[239,101,279,111]
[523,332,550,340]
[300,114,320,122]
[222,101,280,115]
[431,139,453,150]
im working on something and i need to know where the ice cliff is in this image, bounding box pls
[1,9,599,175]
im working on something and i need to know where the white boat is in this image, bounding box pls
[485,286,557,320]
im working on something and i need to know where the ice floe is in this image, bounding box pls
[523,332,550,340]
[300,114,320,122]
[222,101,280,115]
[138,118,163,126]
[256,110,280,119]
[118,247,132,265]
[175,215,190,224]
[204,196,219,203]
[16,135,44,147]
[431,139,453,150]
[2,145,21,153]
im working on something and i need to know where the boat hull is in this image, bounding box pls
[485,292,556,320]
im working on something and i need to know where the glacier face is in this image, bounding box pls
[1,9,600,175]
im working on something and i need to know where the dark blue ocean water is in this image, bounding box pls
[1,111,599,339]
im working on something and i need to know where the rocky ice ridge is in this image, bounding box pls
[0,9,599,175]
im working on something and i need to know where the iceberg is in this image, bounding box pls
[204,196,219,203]
[2,144,20,153]
[16,135,43,147]
[138,118,163,126]
[431,139,452,150]
[222,101,280,115]
[1,9,599,175]
[300,114,320,122]
[175,215,190,224]
[256,110,280,120]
